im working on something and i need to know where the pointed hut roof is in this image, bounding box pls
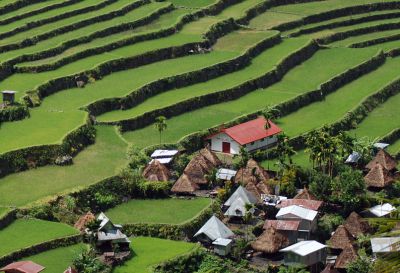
[224,197,254,217]
[321,264,340,273]
[245,181,262,200]
[334,244,358,269]
[224,185,258,207]
[142,160,171,182]
[344,212,371,237]
[364,163,394,188]
[234,159,270,185]
[74,212,96,233]
[251,227,290,254]
[366,149,397,171]
[171,173,199,194]
[294,187,318,200]
[183,148,221,185]
[199,147,222,166]
[328,225,355,250]
[257,181,273,195]
[194,215,234,241]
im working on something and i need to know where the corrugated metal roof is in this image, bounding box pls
[373,143,389,149]
[345,151,361,163]
[151,149,178,158]
[280,240,326,256]
[194,215,234,241]
[224,197,255,217]
[276,205,318,221]
[0,261,45,273]
[217,168,237,180]
[1,90,17,94]
[369,203,396,217]
[209,117,281,145]
[263,220,300,231]
[149,158,173,164]
[224,186,258,207]
[371,237,400,253]
[212,238,233,246]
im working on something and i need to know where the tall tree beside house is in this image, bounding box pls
[204,168,219,188]
[262,105,280,129]
[155,116,167,145]
[235,146,250,169]
[276,133,296,167]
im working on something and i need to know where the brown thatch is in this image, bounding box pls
[171,173,199,194]
[328,225,355,250]
[294,187,318,200]
[234,159,270,185]
[142,160,170,182]
[251,226,290,254]
[321,264,340,273]
[335,244,358,269]
[364,163,394,188]
[184,148,221,185]
[74,212,95,233]
[366,149,397,171]
[344,212,371,237]
[257,181,273,195]
[245,181,262,199]
[199,147,222,166]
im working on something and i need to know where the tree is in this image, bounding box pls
[346,249,373,273]
[262,105,280,129]
[308,170,333,201]
[154,116,167,145]
[73,248,109,273]
[235,146,249,169]
[204,168,219,188]
[276,133,296,168]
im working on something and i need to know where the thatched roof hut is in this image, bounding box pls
[364,163,394,188]
[366,149,397,171]
[245,181,262,200]
[199,147,222,166]
[257,181,272,195]
[251,226,290,254]
[334,243,358,269]
[234,159,270,185]
[344,212,371,237]
[182,148,221,185]
[74,212,95,233]
[328,225,355,250]
[171,173,199,194]
[294,187,318,200]
[142,160,171,182]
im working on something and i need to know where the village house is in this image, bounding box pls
[223,186,258,219]
[212,238,233,256]
[371,237,400,256]
[95,212,130,252]
[0,261,44,273]
[142,159,171,182]
[276,205,318,239]
[251,226,290,256]
[334,243,358,270]
[328,225,355,252]
[207,117,282,155]
[280,240,327,271]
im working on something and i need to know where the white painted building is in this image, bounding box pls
[207,117,282,155]
[280,240,327,267]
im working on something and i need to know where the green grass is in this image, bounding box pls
[261,149,310,170]
[0,126,127,207]
[122,46,377,148]
[114,237,196,273]
[349,90,400,140]
[388,138,400,154]
[18,244,87,273]
[368,39,400,52]
[0,207,10,218]
[218,0,265,19]
[0,219,78,257]
[105,198,211,224]
[169,0,217,8]
[330,29,400,47]
[249,11,303,30]
[275,56,400,137]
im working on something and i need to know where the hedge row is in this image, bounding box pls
[273,1,400,32]
[0,122,95,178]
[0,209,16,230]
[350,32,400,48]
[0,0,119,41]
[88,32,281,116]
[15,4,175,73]
[0,0,149,54]
[153,247,206,273]
[0,234,82,268]
[115,40,319,133]
[289,10,400,37]
[122,201,220,240]
[0,0,81,26]
[316,21,400,45]
[0,104,30,122]
[387,47,400,57]
[0,0,43,17]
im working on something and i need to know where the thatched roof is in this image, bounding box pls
[294,187,318,200]
[183,148,221,185]
[335,244,358,269]
[328,225,355,250]
[344,212,371,237]
[142,160,170,182]
[171,173,199,194]
[199,147,222,166]
[74,212,95,233]
[321,264,340,273]
[257,181,273,195]
[251,226,290,254]
[245,181,262,200]
[366,149,397,171]
[364,163,394,188]
[276,199,323,211]
[234,159,270,185]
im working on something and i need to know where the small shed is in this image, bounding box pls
[368,203,396,218]
[194,215,234,243]
[371,237,400,255]
[280,240,327,267]
[1,90,16,105]
[0,261,45,273]
[212,238,233,256]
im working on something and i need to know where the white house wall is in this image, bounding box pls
[245,135,278,152]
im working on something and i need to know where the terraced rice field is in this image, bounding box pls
[1,0,400,269]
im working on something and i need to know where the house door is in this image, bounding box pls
[222,142,231,153]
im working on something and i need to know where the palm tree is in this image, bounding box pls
[154,116,167,145]
[276,133,296,167]
[204,168,219,188]
[262,105,280,129]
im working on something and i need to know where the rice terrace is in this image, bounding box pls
[0,0,400,272]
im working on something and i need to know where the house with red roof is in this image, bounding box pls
[0,261,45,273]
[207,117,282,155]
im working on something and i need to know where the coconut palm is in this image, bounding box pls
[262,105,280,129]
[154,116,167,145]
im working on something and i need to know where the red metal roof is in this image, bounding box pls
[263,220,300,231]
[276,199,323,211]
[209,117,282,145]
[1,261,45,273]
